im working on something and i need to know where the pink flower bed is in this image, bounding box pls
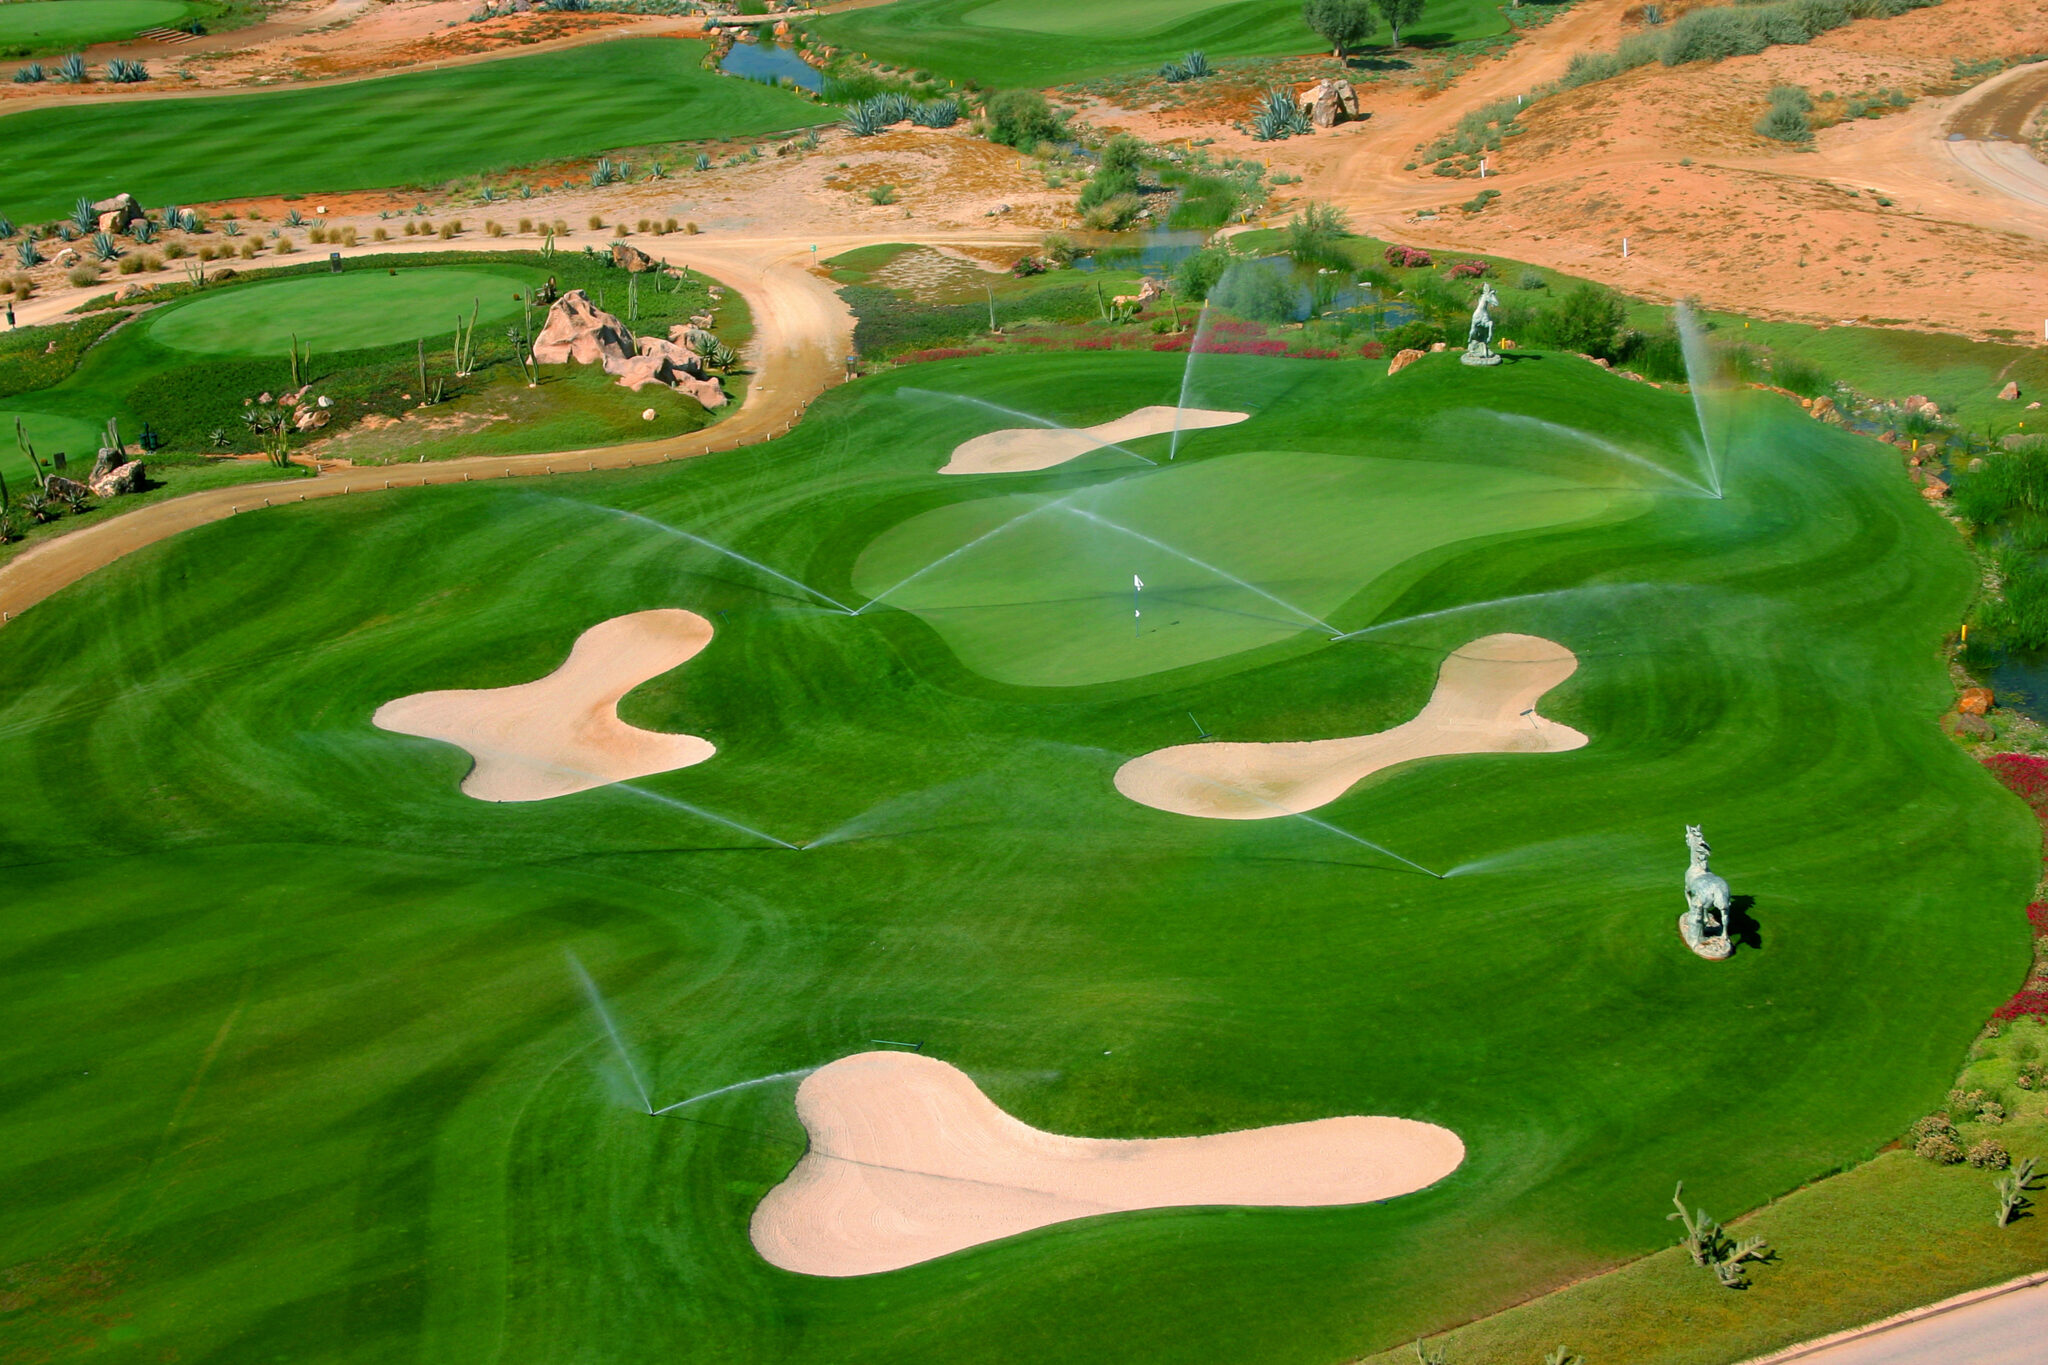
[1448,259,1492,279]
[1384,245,1433,268]
[899,347,994,364]
[1985,753,2048,817]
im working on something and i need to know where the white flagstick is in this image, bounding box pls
[1134,574,1144,637]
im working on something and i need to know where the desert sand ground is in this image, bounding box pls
[748,1050,1465,1277]
[940,405,1248,474]
[1115,633,1587,819]
[372,607,714,801]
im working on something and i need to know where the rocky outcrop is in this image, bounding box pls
[1958,687,1995,716]
[1809,395,1843,424]
[87,447,144,497]
[611,241,660,273]
[532,290,634,365]
[1388,348,1427,376]
[1296,78,1360,128]
[44,475,91,502]
[636,334,704,371]
[92,193,141,230]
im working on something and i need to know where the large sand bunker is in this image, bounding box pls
[749,1051,1464,1277]
[940,405,1249,475]
[372,609,715,802]
[1116,633,1587,819]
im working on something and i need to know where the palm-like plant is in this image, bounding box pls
[90,231,120,262]
[54,53,87,83]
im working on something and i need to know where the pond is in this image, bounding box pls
[719,41,823,94]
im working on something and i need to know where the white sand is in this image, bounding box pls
[749,1051,1464,1277]
[1115,633,1587,819]
[940,405,1249,475]
[372,609,715,802]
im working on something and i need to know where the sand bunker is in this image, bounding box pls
[1116,633,1587,819]
[372,609,715,802]
[940,405,1249,475]
[749,1051,1463,1277]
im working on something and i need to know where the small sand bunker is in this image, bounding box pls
[1116,633,1587,819]
[373,609,715,803]
[749,1051,1463,1277]
[941,405,1249,475]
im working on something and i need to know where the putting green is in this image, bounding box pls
[0,0,199,53]
[970,0,1245,36]
[853,450,1638,687]
[0,351,2033,1364]
[0,409,105,488]
[146,266,532,357]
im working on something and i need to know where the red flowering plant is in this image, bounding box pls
[1447,259,1492,279]
[1383,244,1433,268]
[1984,753,2048,819]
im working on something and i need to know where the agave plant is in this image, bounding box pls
[1158,60,1189,82]
[177,208,201,232]
[130,219,156,244]
[644,161,666,180]
[71,195,97,232]
[0,214,13,240]
[90,231,120,262]
[54,53,87,83]
[877,92,913,123]
[11,63,45,84]
[22,489,54,523]
[517,183,534,199]
[14,237,39,269]
[590,158,622,187]
[222,219,241,236]
[57,222,78,241]
[843,101,885,137]
[478,184,501,201]
[283,208,306,227]
[910,98,960,128]
[800,125,820,150]
[105,58,149,83]
[1182,49,1212,77]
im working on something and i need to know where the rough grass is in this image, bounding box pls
[0,40,832,221]
[0,352,2032,1363]
[809,0,1512,87]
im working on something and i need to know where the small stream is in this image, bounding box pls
[719,41,822,93]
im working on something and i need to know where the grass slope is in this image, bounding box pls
[0,351,2032,1363]
[0,39,832,220]
[809,0,1510,87]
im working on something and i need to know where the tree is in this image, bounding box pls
[1302,0,1376,56]
[1373,0,1425,47]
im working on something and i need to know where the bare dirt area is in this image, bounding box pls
[372,608,716,802]
[748,1051,1465,1278]
[1113,634,1587,819]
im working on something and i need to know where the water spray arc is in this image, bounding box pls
[651,1067,818,1115]
[1167,301,1214,462]
[566,950,654,1114]
[1674,303,1727,499]
[570,499,860,615]
[1471,411,1716,498]
[1058,505,1342,636]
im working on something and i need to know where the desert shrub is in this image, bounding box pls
[1207,260,1305,322]
[985,90,1063,150]
[1041,232,1079,267]
[1968,1140,2012,1169]
[1080,193,1142,230]
[67,266,100,287]
[1282,201,1351,270]
[117,255,146,275]
[1616,327,1688,382]
[276,236,294,253]
[1915,1131,1965,1164]
[1381,319,1446,352]
[1080,136,1145,214]
[1530,282,1629,356]
[1516,269,1547,290]
[1173,246,1232,301]
[1756,84,1814,142]
[239,240,258,259]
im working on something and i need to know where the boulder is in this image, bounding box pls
[611,241,659,273]
[1944,711,1994,740]
[606,353,679,392]
[91,447,123,481]
[532,290,635,365]
[88,460,143,497]
[114,282,152,302]
[1809,395,1843,424]
[1921,478,1949,500]
[1904,394,1931,412]
[1958,687,1995,716]
[1295,78,1360,129]
[674,372,727,409]
[637,334,704,372]
[1428,341,1447,353]
[292,405,331,432]
[2000,380,2022,401]
[1388,347,1427,376]
[91,193,141,229]
[44,475,91,502]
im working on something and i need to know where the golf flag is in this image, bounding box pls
[1133,575,1143,635]
[1134,575,1144,590]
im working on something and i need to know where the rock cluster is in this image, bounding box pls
[88,445,144,497]
[1295,78,1360,128]
[93,193,141,231]
[531,290,727,409]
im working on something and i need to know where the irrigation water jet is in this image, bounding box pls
[1167,301,1214,462]
[566,950,654,1114]
[1674,303,1726,499]
[610,779,802,849]
[853,481,1117,613]
[1467,411,1716,497]
[561,498,860,614]
[651,1066,818,1115]
[900,388,1158,466]
[1056,505,1342,636]
[1328,583,1658,642]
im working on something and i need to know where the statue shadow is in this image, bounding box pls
[1727,894,1762,951]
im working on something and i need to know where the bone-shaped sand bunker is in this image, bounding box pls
[749,1051,1464,1277]
[940,405,1249,475]
[1116,633,1587,819]
[373,609,715,802]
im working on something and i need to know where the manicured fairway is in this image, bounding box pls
[0,351,2033,1363]
[0,0,199,55]
[0,39,832,220]
[809,0,1513,86]
[146,266,531,356]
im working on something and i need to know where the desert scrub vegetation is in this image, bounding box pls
[1756,84,1814,142]
[1557,0,1944,95]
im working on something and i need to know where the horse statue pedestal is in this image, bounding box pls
[1680,824,1734,960]
[1461,282,1505,367]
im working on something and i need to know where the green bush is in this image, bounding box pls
[1208,261,1305,323]
[1173,246,1232,302]
[984,89,1063,150]
[1079,136,1143,214]
[1381,319,1446,352]
[1530,283,1628,356]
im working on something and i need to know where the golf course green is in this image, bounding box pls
[0,39,832,220]
[0,349,2031,1362]
[809,0,1513,86]
[0,0,202,56]
[145,266,531,356]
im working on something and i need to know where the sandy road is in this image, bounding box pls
[0,227,1038,624]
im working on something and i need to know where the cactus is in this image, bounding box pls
[1997,1155,2038,1226]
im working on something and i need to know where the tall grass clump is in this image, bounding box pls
[1756,84,1814,142]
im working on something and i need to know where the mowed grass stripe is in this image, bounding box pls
[0,39,832,220]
